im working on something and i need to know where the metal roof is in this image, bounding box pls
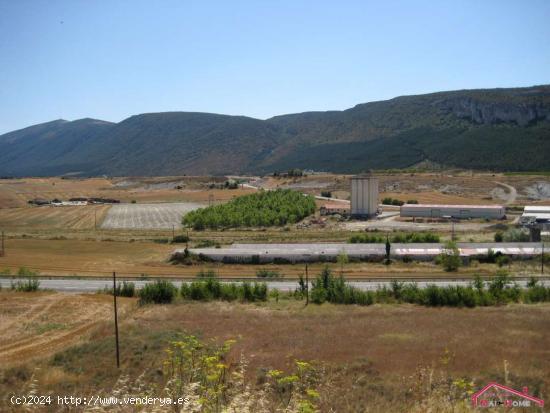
[401,204,504,209]
[524,206,550,212]
[184,242,544,262]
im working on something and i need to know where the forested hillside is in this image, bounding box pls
[1,85,549,176]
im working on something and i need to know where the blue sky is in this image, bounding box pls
[1,0,549,134]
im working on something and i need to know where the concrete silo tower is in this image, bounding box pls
[350,174,379,218]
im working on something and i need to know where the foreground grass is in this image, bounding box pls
[1,297,549,412]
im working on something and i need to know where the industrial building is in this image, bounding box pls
[320,201,350,216]
[520,205,550,241]
[400,204,505,219]
[184,242,543,264]
[350,174,379,218]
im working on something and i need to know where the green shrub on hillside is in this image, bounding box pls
[183,189,316,229]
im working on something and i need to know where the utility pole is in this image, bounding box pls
[172,224,175,239]
[113,271,120,368]
[94,209,97,231]
[0,231,4,257]
[451,220,455,242]
[305,263,309,306]
[542,242,545,275]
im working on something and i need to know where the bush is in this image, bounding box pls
[256,269,281,278]
[406,199,419,204]
[496,255,511,267]
[195,239,221,248]
[436,241,461,272]
[139,280,177,304]
[11,267,40,292]
[494,232,504,242]
[320,191,332,198]
[181,279,268,302]
[171,234,190,244]
[502,228,530,242]
[196,269,217,278]
[12,278,40,292]
[105,281,136,297]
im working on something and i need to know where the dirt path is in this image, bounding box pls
[494,181,517,205]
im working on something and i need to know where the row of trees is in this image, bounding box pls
[137,278,268,304]
[183,189,316,229]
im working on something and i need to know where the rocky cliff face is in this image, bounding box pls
[436,97,550,126]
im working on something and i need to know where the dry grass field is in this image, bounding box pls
[0,177,256,209]
[0,205,110,231]
[1,293,549,411]
[0,238,525,278]
[0,291,134,366]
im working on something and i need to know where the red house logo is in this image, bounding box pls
[472,382,544,408]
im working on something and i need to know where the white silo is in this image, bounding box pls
[350,174,379,218]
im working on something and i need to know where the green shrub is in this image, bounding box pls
[502,228,530,242]
[436,241,461,272]
[12,278,40,292]
[180,279,268,302]
[195,239,221,248]
[494,232,504,242]
[171,234,190,244]
[196,269,217,278]
[105,281,136,297]
[496,255,511,267]
[256,269,281,278]
[11,267,40,292]
[139,280,177,304]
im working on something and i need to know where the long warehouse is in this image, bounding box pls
[183,242,542,263]
[400,204,505,219]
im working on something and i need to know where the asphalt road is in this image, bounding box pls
[1,277,548,293]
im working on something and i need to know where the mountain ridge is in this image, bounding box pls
[1,85,549,176]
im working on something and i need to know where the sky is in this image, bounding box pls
[0,0,549,134]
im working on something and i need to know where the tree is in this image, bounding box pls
[437,241,461,272]
[337,251,349,277]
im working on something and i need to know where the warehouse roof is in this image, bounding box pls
[401,204,503,209]
[524,205,550,212]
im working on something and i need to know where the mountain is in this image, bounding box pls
[0,118,114,176]
[1,85,549,176]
